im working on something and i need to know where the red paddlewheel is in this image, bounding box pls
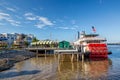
[88,43,108,59]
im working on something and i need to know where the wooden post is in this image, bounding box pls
[62,54,64,61]
[58,60,61,73]
[71,62,74,71]
[54,50,56,57]
[36,49,38,54]
[76,61,79,79]
[77,53,79,62]
[54,52,57,61]
[71,53,74,62]
[58,53,61,62]
[45,50,47,59]
[82,53,84,62]
[36,49,38,57]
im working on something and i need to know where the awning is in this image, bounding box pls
[31,40,58,45]
[46,41,50,44]
[31,42,37,45]
[36,41,41,44]
[42,41,46,44]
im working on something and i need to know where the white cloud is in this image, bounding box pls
[38,17,53,26]
[0,1,18,12]
[58,27,76,30]
[59,27,69,30]
[0,12,10,17]
[0,12,20,26]
[35,24,45,29]
[24,13,33,16]
[24,12,54,28]
[6,7,16,12]
[26,17,36,20]
[7,19,20,26]
[24,12,37,20]
[36,17,54,29]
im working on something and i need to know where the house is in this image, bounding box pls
[59,40,72,49]
[0,34,8,48]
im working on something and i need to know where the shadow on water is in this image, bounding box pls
[0,70,40,79]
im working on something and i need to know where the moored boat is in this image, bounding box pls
[74,31,111,59]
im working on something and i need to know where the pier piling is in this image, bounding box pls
[82,53,84,62]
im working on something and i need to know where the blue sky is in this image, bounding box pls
[0,0,120,42]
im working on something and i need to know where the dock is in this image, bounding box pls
[26,47,57,53]
[26,47,83,62]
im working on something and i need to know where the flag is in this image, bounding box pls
[92,26,96,33]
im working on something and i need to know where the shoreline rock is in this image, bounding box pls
[0,59,14,71]
[0,50,36,72]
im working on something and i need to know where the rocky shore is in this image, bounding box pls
[0,50,36,72]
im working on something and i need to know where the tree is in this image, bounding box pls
[32,37,39,42]
[24,41,29,47]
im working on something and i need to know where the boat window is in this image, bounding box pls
[87,40,101,43]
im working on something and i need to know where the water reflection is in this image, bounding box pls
[30,56,58,72]
[57,58,112,80]
[28,56,112,80]
[1,56,112,80]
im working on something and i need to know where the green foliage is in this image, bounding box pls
[32,37,39,42]
[24,41,29,47]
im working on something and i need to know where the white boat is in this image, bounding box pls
[74,31,111,59]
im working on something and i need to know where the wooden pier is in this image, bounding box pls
[54,49,80,62]
[26,47,84,62]
[26,47,57,53]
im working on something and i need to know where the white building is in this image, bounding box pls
[0,34,6,40]
[28,34,34,39]
[24,34,35,44]
[0,33,35,48]
[0,34,8,48]
[2,33,19,47]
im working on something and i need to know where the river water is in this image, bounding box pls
[0,45,120,80]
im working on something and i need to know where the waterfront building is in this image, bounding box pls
[27,34,35,39]
[13,34,24,48]
[0,34,7,40]
[2,33,19,48]
[31,40,58,48]
[13,34,35,48]
[59,41,72,49]
[0,34,8,48]
[24,34,35,44]
[1,33,35,48]
[24,37,32,44]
